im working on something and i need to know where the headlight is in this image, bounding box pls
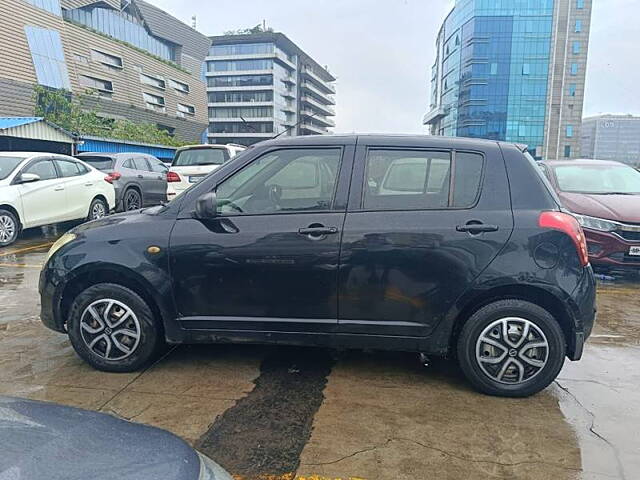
[197,452,234,480]
[573,214,619,232]
[45,233,76,263]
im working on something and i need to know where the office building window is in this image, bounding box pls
[522,63,530,75]
[564,145,572,158]
[572,41,581,54]
[26,0,61,15]
[209,59,273,72]
[209,74,273,88]
[210,122,274,134]
[575,19,582,32]
[79,75,113,93]
[140,73,166,89]
[169,79,190,94]
[490,63,498,75]
[209,106,273,118]
[91,49,123,68]
[209,91,274,103]
[566,125,574,138]
[577,0,585,9]
[177,103,196,117]
[210,43,274,56]
[24,26,71,89]
[143,92,165,112]
[568,84,577,96]
[570,63,578,75]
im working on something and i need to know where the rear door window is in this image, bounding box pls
[363,149,483,210]
[55,159,84,178]
[132,157,151,171]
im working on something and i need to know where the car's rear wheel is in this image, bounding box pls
[123,188,142,211]
[0,209,19,247]
[457,299,565,397]
[67,283,163,372]
[87,197,108,221]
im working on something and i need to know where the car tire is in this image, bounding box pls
[123,188,142,211]
[0,209,20,247]
[67,283,164,372]
[457,299,565,397]
[87,197,108,221]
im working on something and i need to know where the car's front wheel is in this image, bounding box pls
[67,283,163,372]
[457,299,566,397]
[0,209,19,247]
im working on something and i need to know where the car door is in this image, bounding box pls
[130,156,156,206]
[54,158,94,221]
[169,143,355,334]
[337,141,513,338]
[146,156,169,204]
[17,158,68,227]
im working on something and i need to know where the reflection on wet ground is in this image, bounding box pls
[0,227,639,479]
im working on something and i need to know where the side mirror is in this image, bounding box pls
[195,192,218,219]
[19,173,40,184]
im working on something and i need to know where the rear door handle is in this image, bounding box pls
[298,226,338,236]
[456,224,499,233]
[84,183,94,187]
[54,185,64,191]
[137,174,144,179]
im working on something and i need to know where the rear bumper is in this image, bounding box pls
[586,229,640,268]
[568,265,597,360]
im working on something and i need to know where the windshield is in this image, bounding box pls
[0,156,26,180]
[554,164,640,194]
[173,148,229,167]
[78,156,114,171]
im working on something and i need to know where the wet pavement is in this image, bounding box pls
[0,227,639,480]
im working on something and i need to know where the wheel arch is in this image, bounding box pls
[448,284,577,358]
[121,183,143,209]
[0,204,22,230]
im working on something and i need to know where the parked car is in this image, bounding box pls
[0,396,233,480]
[0,152,115,247]
[40,135,596,397]
[77,153,168,211]
[167,144,246,201]
[540,159,640,270]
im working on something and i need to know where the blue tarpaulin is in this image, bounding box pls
[78,136,176,160]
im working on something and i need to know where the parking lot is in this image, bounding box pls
[0,226,638,480]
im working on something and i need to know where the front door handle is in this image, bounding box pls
[137,174,144,179]
[456,223,499,234]
[298,226,338,236]
[54,185,64,191]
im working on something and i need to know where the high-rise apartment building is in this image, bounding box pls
[424,0,592,159]
[206,32,336,146]
[0,0,210,142]
[582,114,640,165]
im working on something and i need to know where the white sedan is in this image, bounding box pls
[0,152,116,246]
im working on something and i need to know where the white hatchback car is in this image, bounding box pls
[0,152,116,246]
[166,144,245,201]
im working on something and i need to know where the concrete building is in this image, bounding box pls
[581,114,640,166]
[0,0,210,143]
[206,32,336,146]
[424,0,592,159]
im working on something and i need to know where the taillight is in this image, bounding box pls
[539,211,589,267]
[166,171,181,183]
[104,172,121,184]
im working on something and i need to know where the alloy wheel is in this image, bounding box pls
[79,299,141,361]
[91,202,106,219]
[475,317,549,384]
[0,214,16,243]
[125,190,141,211]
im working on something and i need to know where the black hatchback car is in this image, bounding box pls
[40,135,596,397]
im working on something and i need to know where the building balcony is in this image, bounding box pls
[301,66,336,94]
[300,122,329,135]
[301,110,335,127]
[300,82,335,105]
[281,75,296,85]
[302,96,335,116]
[281,104,296,113]
[423,106,448,125]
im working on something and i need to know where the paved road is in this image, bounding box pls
[0,226,638,480]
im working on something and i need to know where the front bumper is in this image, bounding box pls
[38,266,67,333]
[585,229,640,268]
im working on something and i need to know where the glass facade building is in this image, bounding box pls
[425,0,592,159]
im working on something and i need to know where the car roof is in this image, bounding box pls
[541,159,627,167]
[252,134,519,150]
[175,144,232,152]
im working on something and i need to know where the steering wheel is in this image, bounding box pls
[218,199,243,213]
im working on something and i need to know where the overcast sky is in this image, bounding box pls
[149,0,639,133]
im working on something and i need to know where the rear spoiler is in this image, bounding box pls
[514,143,528,153]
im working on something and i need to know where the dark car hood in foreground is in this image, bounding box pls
[558,192,640,223]
[0,396,200,480]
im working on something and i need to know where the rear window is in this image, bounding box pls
[79,156,114,171]
[0,156,26,180]
[363,149,483,210]
[173,148,229,167]
[553,164,640,194]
